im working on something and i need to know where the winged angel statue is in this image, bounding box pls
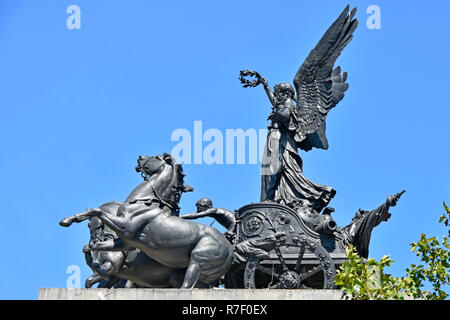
[240,6,358,213]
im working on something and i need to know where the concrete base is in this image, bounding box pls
[39,288,344,300]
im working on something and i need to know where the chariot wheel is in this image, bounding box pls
[243,235,336,289]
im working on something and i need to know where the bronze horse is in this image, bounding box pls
[60,154,234,288]
[83,201,187,288]
[83,202,125,288]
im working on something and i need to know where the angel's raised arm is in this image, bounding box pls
[260,77,276,106]
[239,70,278,106]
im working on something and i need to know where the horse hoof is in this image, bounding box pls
[59,218,72,227]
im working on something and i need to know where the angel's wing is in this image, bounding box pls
[293,5,358,151]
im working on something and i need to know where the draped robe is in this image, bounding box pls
[260,98,335,210]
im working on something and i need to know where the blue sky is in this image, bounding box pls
[0,1,449,299]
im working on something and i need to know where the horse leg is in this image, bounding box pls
[181,260,201,289]
[85,273,103,288]
[182,232,233,289]
[61,208,132,230]
[182,237,217,289]
[60,209,101,227]
[61,208,133,238]
[94,261,115,279]
[84,247,94,268]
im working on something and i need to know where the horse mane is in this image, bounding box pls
[162,153,193,194]
[174,163,193,193]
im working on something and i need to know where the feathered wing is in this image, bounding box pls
[293,5,358,151]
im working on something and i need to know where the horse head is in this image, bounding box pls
[135,153,194,209]
[136,155,166,178]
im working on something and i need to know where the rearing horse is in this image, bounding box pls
[60,153,234,288]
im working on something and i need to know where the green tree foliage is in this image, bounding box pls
[406,202,450,299]
[334,245,416,299]
[335,203,450,300]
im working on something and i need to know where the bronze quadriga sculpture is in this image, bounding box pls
[60,6,404,290]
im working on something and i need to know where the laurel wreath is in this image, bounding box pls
[239,70,262,88]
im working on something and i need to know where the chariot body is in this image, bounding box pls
[226,202,346,289]
[225,192,402,289]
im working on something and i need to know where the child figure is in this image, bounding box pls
[181,198,236,241]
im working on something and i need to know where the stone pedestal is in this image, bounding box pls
[39,288,344,300]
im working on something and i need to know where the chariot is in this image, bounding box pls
[227,202,349,289]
